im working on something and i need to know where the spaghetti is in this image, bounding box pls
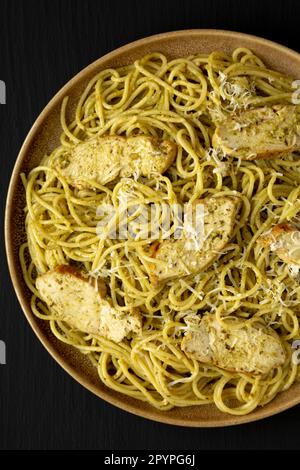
[20,48,300,415]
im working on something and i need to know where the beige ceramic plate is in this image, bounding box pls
[5,30,300,427]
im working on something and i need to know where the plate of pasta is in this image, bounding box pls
[5,30,300,426]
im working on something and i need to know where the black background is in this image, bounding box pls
[1,0,300,451]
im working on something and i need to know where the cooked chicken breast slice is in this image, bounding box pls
[57,135,177,188]
[258,223,300,267]
[181,314,286,375]
[212,105,300,160]
[36,265,142,342]
[149,196,240,285]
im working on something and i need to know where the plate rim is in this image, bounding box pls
[5,28,300,427]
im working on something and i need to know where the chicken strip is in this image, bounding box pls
[258,223,300,271]
[57,135,177,188]
[212,105,300,160]
[149,195,240,285]
[181,314,286,375]
[36,265,142,342]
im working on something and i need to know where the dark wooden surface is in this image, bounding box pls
[1,0,300,450]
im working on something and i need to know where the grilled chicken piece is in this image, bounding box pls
[258,223,300,268]
[181,314,286,375]
[212,105,300,160]
[36,265,142,342]
[57,135,177,188]
[149,196,240,285]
